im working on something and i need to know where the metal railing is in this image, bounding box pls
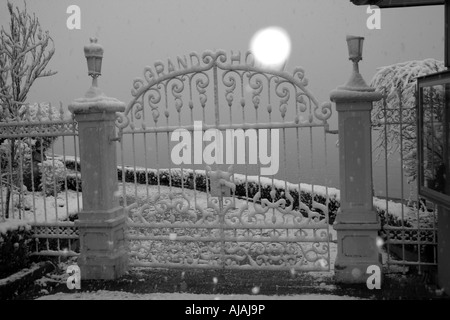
[371,87,438,273]
[0,103,80,257]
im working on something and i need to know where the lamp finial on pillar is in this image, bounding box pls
[83,37,104,97]
[341,35,372,91]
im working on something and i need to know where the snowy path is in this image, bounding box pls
[36,290,363,300]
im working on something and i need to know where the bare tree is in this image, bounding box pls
[0,1,56,218]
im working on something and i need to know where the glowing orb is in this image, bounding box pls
[251,286,260,294]
[376,237,384,248]
[318,258,328,269]
[169,233,177,240]
[250,26,291,69]
[351,268,362,279]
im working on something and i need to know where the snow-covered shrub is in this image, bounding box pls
[38,159,65,196]
[0,220,32,278]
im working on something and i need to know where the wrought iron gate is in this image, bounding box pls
[116,50,334,271]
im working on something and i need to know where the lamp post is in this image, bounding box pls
[69,39,127,280]
[329,36,382,284]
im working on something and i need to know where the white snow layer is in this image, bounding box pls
[0,218,30,235]
[37,290,364,300]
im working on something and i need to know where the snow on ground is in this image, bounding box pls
[373,197,435,228]
[36,290,364,300]
[0,263,42,286]
[0,218,30,234]
[1,187,82,223]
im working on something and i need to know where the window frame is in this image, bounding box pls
[417,70,450,209]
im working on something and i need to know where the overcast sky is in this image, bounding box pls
[0,0,444,108]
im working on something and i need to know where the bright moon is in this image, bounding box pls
[250,27,291,69]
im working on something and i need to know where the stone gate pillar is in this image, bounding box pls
[68,39,127,280]
[330,36,383,283]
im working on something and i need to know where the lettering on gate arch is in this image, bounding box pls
[116,50,333,132]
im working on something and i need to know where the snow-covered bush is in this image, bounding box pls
[38,159,65,196]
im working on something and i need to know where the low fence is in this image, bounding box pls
[0,103,80,257]
[371,87,438,274]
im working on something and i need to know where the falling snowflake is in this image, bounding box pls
[351,268,362,279]
[169,233,177,240]
[213,277,218,284]
[251,286,260,294]
[376,237,384,248]
[317,258,327,269]
[435,288,445,296]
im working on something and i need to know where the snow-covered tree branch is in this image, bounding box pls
[370,59,445,189]
[0,1,56,121]
[0,1,57,219]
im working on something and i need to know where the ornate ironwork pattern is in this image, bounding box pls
[0,103,78,138]
[30,222,80,257]
[30,222,79,239]
[126,182,330,270]
[119,50,333,271]
[0,120,78,138]
[117,50,332,132]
